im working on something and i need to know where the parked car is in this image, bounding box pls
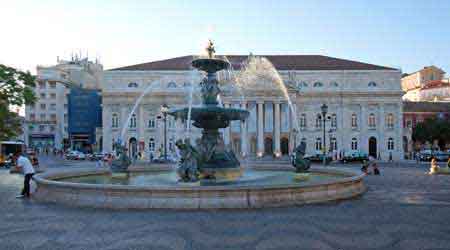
[88,153,105,161]
[304,151,333,163]
[65,151,86,160]
[341,150,369,163]
[433,151,449,162]
[418,150,433,161]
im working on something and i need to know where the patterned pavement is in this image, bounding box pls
[0,159,449,250]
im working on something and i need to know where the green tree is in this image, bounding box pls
[0,64,37,140]
[413,117,450,149]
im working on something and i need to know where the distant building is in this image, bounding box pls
[402,66,450,102]
[102,55,404,161]
[25,56,103,151]
[67,88,102,153]
[402,101,450,156]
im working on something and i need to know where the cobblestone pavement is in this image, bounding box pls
[0,159,450,250]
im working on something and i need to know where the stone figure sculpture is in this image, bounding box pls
[176,139,201,182]
[111,141,132,173]
[292,141,311,173]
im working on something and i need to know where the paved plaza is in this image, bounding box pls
[0,158,449,250]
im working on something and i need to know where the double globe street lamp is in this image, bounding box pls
[157,104,170,162]
[320,104,330,166]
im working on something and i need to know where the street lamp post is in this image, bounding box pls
[160,104,169,162]
[321,104,328,166]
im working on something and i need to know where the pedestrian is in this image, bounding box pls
[361,160,369,174]
[373,163,380,175]
[14,151,35,198]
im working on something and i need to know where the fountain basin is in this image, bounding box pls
[32,167,366,209]
[169,106,249,129]
[192,58,230,73]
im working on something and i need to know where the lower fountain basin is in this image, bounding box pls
[33,166,366,209]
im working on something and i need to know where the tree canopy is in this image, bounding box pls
[412,117,450,149]
[0,64,36,140]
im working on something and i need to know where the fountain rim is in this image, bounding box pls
[33,167,364,192]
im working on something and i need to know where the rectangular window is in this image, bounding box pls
[29,114,35,120]
[40,93,46,99]
[50,93,56,99]
[331,114,337,129]
[50,125,55,132]
[50,103,56,111]
[49,82,56,88]
[40,114,46,120]
[38,82,45,88]
[50,114,57,121]
[299,114,306,130]
[40,104,46,110]
[39,125,45,132]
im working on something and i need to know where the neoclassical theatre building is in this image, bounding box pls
[102,55,404,161]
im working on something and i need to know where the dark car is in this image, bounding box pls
[433,152,449,162]
[418,150,433,161]
[341,150,369,163]
[304,151,332,163]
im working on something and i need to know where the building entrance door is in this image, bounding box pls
[369,137,377,158]
[264,137,273,156]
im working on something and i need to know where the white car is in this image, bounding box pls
[65,151,86,160]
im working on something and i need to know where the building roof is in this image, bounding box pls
[109,55,397,71]
[403,101,450,113]
[420,80,450,90]
[402,65,446,78]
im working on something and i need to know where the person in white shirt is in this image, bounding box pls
[14,151,35,198]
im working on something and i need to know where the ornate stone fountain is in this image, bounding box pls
[169,40,249,182]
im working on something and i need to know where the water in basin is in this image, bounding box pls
[58,170,344,187]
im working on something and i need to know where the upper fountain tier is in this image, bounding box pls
[191,58,230,74]
[191,39,230,74]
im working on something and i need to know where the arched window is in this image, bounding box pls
[299,114,307,130]
[128,82,138,88]
[112,114,119,128]
[388,137,394,150]
[148,117,155,128]
[386,113,394,129]
[129,114,137,128]
[331,114,337,129]
[368,81,377,87]
[351,114,358,128]
[351,138,358,150]
[368,113,376,128]
[148,138,155,152]
[330,81,339,87]
[315,138,322,151]
[330,137,337,151]
[168,81,177,88]
[313,82,323,87]
[315,114,322,129]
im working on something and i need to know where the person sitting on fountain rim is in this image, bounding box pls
[14,150,35,198]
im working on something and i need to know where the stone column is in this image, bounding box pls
[257,101,264,157]
[102,105,112,152]
[138,105,145,153]
[240,101,248,157]
[273,101,281,157]
[120,105,129,144]
[360,104,367,155]
[379,103,385,160]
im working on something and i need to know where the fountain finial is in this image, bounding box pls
[206,39,215,58]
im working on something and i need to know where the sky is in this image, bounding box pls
[1,0,450,75]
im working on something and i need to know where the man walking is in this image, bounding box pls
[15,151,35,198]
